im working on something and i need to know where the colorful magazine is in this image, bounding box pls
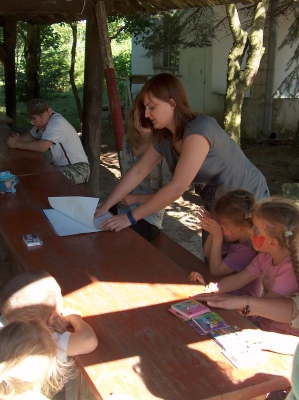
[191,311,230,334]
[168,308,190,322]
[170,299,210,320]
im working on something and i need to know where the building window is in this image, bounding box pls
[162,19,180,69]
[153,15,180,71]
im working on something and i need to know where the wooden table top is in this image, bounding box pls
[0,173,293,400]
[0,122,58,176]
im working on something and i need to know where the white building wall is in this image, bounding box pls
[130,5,298,139]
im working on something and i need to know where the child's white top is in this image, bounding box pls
[52,331,71,362]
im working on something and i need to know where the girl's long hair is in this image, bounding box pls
[137,73,197,142]
[252,196,299,286]
[0,320,73,399]
[212,189,255,229]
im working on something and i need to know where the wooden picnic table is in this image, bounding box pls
[0,122,58,176]
[0,170,293,400]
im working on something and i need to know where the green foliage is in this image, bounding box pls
[130,9,215,57]
[275,3,299,98]
[108,15,154,42]
[15,21,86,100]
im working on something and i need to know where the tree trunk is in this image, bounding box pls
[223,0,270,145]
[295,118,299,145]
[69,22,83,126]
[24,24,41,100]
[3,20,17,127]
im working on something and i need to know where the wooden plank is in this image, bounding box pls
[1,0,94,13]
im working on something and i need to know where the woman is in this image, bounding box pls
[95,73,269,233]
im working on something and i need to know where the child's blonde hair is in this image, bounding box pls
[212,189,255,229]
[0,270,60,323]
[252,196,299,281]
[126,97,142,149]
[0,320,71,399]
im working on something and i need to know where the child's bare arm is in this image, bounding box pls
[217,269,255,293]
[65,314,98,356]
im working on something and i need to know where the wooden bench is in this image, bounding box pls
[151,231,217,284]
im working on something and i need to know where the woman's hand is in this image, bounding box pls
[100,213,131,232]
[94,205,108,219]
[191,293,242,310]
[189,271,206,285]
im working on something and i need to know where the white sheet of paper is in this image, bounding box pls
[43,196,112,236]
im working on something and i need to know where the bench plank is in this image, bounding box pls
[151,231,218,284]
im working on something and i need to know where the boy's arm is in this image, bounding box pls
[7,135,52,152]
[65,314,98,356]
[17,132,37,142]
[217,268,255,293]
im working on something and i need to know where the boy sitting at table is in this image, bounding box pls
[0,270,98,362]
[6,98,90,184]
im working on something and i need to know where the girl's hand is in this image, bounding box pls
[100,213,131,232]
[52,311,69,333]
[197,210,222,236]
[197,206,212,219]
[118,194,137,206]
[189,271,206,285]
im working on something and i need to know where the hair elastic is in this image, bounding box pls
[285,231,293,237]
[245,213,252,219]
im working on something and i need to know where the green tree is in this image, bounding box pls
[223,1,270,144]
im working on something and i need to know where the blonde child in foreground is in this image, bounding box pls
[199,196,299,335]
[189,190,262,297]
[0,319,71,400]
[0,270,98,361]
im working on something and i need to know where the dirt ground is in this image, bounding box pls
[99,139,299,261]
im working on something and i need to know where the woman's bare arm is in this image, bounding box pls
[99,134,210,232]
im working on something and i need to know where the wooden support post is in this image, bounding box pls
[95,1,125,153]
[81,12,103,196]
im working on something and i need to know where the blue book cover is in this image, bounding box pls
[191,311,230,334]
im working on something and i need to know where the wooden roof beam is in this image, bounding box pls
[0,0,95,14]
